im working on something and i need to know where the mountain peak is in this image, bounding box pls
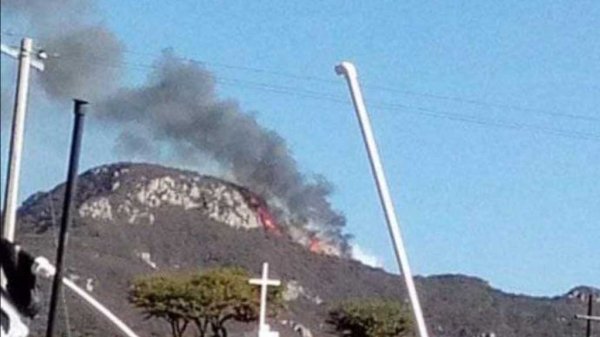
[13,161,597,337]
[565,286,600,302]
[18,162,343,257]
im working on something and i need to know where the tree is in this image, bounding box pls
[129,273,192,337]
[328,299,414,337]
[129,267,282,337]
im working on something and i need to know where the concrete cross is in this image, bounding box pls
[249,262,281,337]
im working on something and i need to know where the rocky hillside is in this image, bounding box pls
[13,162,598,337]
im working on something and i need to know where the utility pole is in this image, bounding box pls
[575,294,598,337]
[46,100,88,337]
[336,62,430,337]
[1,38,45,243]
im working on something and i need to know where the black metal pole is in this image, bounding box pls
[586,294,593,337]
[45,99,88,337]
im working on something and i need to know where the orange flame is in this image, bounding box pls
[258,206,281,236]
[309,237,323,254]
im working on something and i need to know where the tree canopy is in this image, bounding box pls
[328,299,414,337]
[130,267,282,337]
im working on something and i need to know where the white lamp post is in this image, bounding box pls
[336,61,430,337]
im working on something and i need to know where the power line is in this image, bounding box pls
[30,56,600,141]
[370,101,600,141]
[126,49,341,86]
[216,79,600,141]
[3,29,598,123]
[119,48,600,123]
[367,84,600,123]
[2,31,599,141]
[0,30,26,37]
[205,75,600,142]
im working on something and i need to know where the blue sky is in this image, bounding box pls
[1,0,598,296]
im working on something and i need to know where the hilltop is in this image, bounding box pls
[14,162,597,337]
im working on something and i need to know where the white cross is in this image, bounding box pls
[249,262,281,334]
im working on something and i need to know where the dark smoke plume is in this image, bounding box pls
[99,53,350,251]
[1,0,351,252]
[1,0,123,101]
[40,26,124,101]
[114,131,158,159]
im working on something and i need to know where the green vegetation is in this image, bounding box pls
[130,267,282,337]
[328,299,414,337]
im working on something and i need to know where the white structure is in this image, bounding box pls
[1,38,45,243]
[32,257,141,337]
[336,62,430,337]
[249,263,281,337]
[0,292,29,337]
[576,314,600,322]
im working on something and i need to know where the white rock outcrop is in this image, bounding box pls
[79,197,113,221]
[78,172,262,230]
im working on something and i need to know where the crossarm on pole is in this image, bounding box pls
[576,315,600,322]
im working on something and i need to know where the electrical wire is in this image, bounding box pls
[119,47,600,123]
[215,80,600,141]
[370,101,600,141]
[3,28,597,123]
[2,29,599,142]
[367,84,600,123]
[39,56,600,141]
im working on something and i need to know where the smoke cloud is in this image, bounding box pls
[1,46,16,127]
[1,0,351,252]
[1,0,123,101]
[114,131,157,159]
[352,244,384,268]
[98,53,350,251]
[40,26,124,101]
[1,88,12,125]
